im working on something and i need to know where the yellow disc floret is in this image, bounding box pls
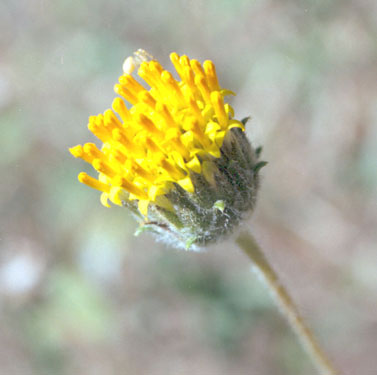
[70,51,245,216]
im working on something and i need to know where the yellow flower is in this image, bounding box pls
[70,50,264,249]
[70,51,244,214]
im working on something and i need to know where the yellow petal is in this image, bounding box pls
[109,186,127,206]
[186,155,201,174]
[138,200,149,216]
[177,176,194,193]
[100,192,111,207]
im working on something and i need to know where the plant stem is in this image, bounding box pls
[236,230,337,375]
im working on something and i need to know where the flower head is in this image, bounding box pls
[70,50,265,249]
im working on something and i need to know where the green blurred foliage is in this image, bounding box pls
[0,0,376,374]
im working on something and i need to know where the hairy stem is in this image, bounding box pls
[236,231,337,375]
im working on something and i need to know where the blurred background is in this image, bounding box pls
[1,0,376,374]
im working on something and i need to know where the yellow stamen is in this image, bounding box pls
[137,113,163,137]
[119,74,145,96]
[78,172,110,193]
[111,149,127,164]
[114,84,138,105]
[203,60,220,91]
[112,128,134,151]
[161,70,185,104]
[104,109,122,132]
[83,143,103,160]
[161,159,185,180]
[92,159,117,178]
[88,116,110,143]
[132,162,156,183]
[138,91,156,108]
[169,52,183,79]
[182,67,197,96]
[137,62,156,88]
[188,97,205,125]
[146,137,164,154]
[195,74,211,103]
[69,145,93,164]
[211,91,228,128]
[156,103,178,128]
[113,176,148,200]
[112,97,131,122]
[190,59,205,76]
[149,60,163,75]
[179,55,190,68]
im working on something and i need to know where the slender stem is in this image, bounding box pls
[236,230,337,375]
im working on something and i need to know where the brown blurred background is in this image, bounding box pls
[1,0,376,374]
